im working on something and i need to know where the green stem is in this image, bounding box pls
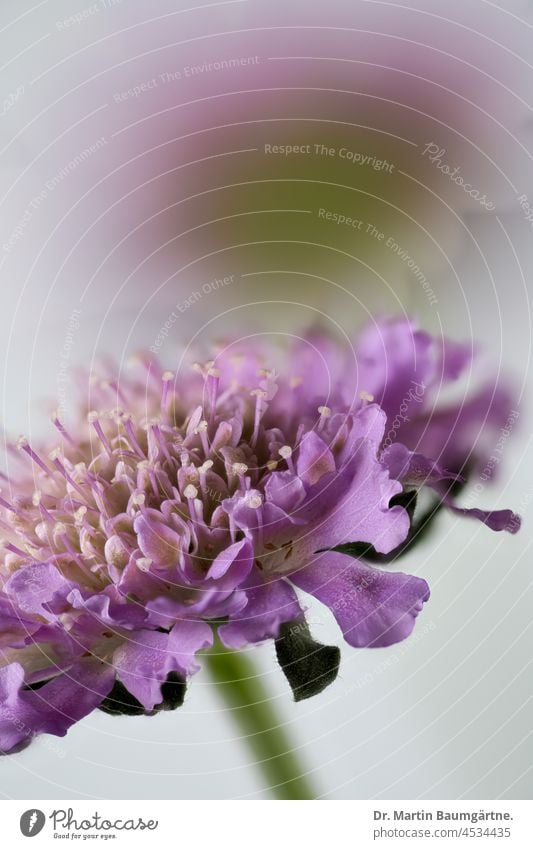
[205,641,317,800]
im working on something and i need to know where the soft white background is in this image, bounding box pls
[0,0,531,799]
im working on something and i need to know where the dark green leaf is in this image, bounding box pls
[99,680,147,716]
[275,619,340,702]
[99,673,187,716]
[155,672,186,711]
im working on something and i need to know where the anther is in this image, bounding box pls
[278,445,294,472]
[317,405,332,432]
[183,484,198,500]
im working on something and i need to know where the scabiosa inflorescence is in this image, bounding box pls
[0,319,520,753]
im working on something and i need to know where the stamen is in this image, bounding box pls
[161,371,175,414]
[100,379,128,405]
[198,459,213,497]
[228,513,237,545]
[17,437,51,476]
[32,490,54,521]
[206,367,220,424]
[74,506,88,526]
[192,360,215,379]
[246,492,264,546]
[183,484,198,500]
[278,445,295,472]
[132,492,146,512]
[136,557,152,572]
[360,391,374,403]
[183,483,204,525]
[317,405,332,432]
[148,420,172,463]
[231,461,249,491]
[51,411,76,447]
[3,540,28,558]
[0,490,17,513]
[250,389,268,447]
[194,420,210,456]
[49,449,88,498]
[121,414,145,458]
[87,411,113,457]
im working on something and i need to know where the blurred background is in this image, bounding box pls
[0,0,531,799]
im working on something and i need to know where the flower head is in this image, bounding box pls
[0,320,520,753]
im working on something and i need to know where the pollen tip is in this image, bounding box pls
[232,462,248,476]
[184,484,198,499]
[318,405,332,418]
[162,371,174,382]
[74,506,87,524]
[278,445,293,459]
[246,493,263,509]
[360,391,374,402]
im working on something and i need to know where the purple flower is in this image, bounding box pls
[290,318,521,533]
[0,320,519,752]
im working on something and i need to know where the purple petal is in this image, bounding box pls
[0,658,115,754]
[205,538,254,590]
[112,621,213,710]
[0,595,41,647]
[294,438,409,557]
[5,563,74,622]
[381,442,460,486]
[333,404,388,467]
[67,586,148,630]
[218,569,303,649]
[356,318,434,422]
[264,470,307,513]
[445,501,521,533]
[134,510,182,568]
[144,588,248,629]
[291,551,430,648]
[296,430,336,485]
